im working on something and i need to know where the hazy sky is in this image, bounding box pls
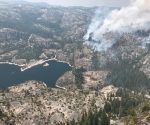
[25,0,130,7]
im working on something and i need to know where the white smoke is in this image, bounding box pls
[84,7,112,40]
[142,35,150,48]
[84,0,150,51]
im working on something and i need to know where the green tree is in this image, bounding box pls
[104,102,111,113]
[92,51,100,70]
[100,110,110,125]
[72,67,85,89]
[106,59,150,90]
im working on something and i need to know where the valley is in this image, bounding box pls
[0,0,149,125]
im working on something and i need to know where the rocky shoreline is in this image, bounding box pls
[0,57,73,72]
[0,80,110,125]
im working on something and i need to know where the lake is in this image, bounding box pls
[0,60,72,88]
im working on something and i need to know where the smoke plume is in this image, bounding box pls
[84,0,150,51]
[84,7,112,40]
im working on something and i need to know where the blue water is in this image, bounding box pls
[0,60,71,88]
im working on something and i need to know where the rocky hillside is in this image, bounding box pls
[0,1,149,125]
[0,1,96,68]
[0,0,93,40]
[0,81,111,125]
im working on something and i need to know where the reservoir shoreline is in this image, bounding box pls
[0,58,72,88]
[0,56,73,72]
